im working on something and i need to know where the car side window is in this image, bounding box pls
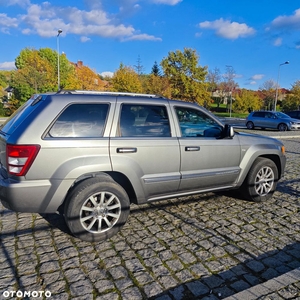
[253,112,265,118]
[48,104,109,138]
[175,106,222,138]
[120,104,171,137]
[265,112,273,118]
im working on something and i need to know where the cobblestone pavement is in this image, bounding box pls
[0,133,300,299]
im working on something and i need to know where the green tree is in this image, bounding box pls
[282,81,300,110]
[160,48,210,105]
[0,71,12,101]
[12,49,56,104]
[38,48,75,90]
[151,61,161,76]
[111,63,142,93]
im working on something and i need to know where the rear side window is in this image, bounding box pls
[120,104,171,137]
[48,104,109,138]
[252,112,265,117]
[0,99,35,135]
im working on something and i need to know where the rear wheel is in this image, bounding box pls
[241,157,278,202]
[246,121,254,130]
[278,123,288,131]
[64,177,130,242]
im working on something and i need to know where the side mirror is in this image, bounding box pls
[219,124,235,139]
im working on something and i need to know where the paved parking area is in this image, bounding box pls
[0,135,300,299]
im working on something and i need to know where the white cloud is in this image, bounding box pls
[80,36,91,42]
[0,1,162,42]
[100,71,114,78]
[0,0,30,7]
[199,18,255,40]
[271,8,300,30]
[0,61,16,70]
[151,0,182,5]
[4,2,161,41]
[0,13,18,33]
[273,37,282,46]
[122,33,162,41]
[251,74,265,80]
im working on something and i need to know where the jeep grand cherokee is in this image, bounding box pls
[0,91,286,242]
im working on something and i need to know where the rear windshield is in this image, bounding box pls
[0,95,42,135]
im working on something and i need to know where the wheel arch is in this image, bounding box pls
[258,154,282,179]
[277,122,290,131]
[237,152,283,189]
[58,171,138,214]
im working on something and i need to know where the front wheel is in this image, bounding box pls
[246,121,254,130]
[278,123,288,131]
[241,157,278,202]
[64,177,130,242]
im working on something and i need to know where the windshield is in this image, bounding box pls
[275,112,290,119]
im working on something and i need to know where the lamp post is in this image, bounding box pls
[57,29,63,91]
[225,65,235,118]
[274,61,289,111]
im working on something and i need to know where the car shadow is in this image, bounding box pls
[147,241,300,299]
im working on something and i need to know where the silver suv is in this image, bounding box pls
[0,91,286,242]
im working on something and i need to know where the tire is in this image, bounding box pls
[64,177,130,242]
[246,121,254,130]
[278,123,288,131]
[241,157,278,202]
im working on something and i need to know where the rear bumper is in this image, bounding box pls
[0,176,64,213]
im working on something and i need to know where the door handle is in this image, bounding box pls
[185,146,200,151]
[117,148,137,153]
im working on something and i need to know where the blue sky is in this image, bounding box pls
[1,0,300,90]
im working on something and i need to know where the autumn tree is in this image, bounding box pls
[160,48,210,105]
[111,63,142,93]
[74,64,106,90]
[142,74,171,98]
[282,81,300,110]
[221,66,239,112]
[206,67,222,107]
[259,80,276,110]
[0,71,11,99]
[233,89,261,113]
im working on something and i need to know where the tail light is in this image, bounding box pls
[6,144,41,176]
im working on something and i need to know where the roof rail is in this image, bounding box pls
[56,90,163,98]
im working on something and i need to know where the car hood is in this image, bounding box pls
[235,131,283,145]
[287,118,300,123]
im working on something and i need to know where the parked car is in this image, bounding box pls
[284,110,300,120]
[0,91,286,242]
[246,110,300,131]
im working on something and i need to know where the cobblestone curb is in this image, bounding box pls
[224,267,300,300]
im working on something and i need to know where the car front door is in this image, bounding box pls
[109,100,181,202]
[172,105,241,192]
